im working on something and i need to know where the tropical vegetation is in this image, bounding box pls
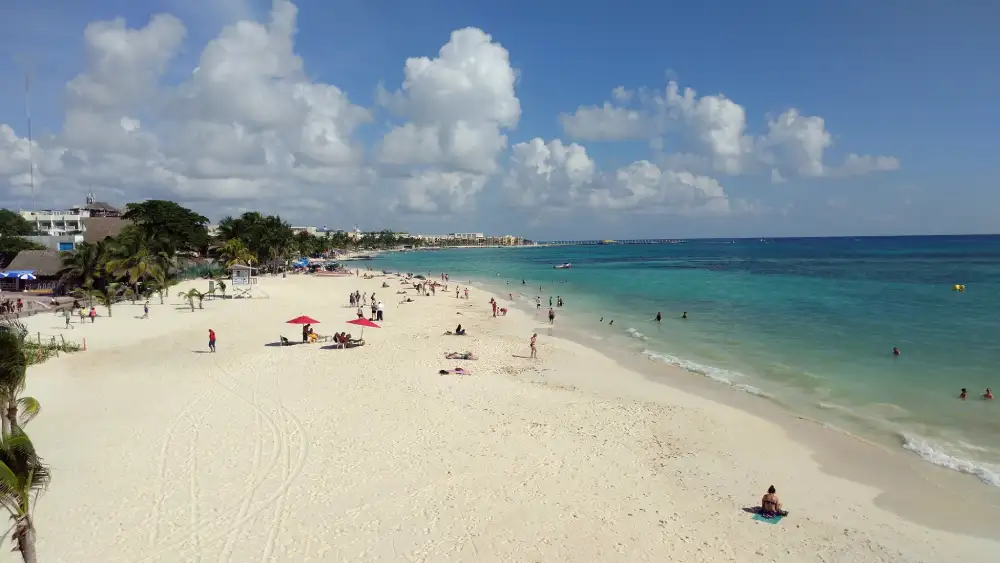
[48,202,432,305]
[0,321,49,562]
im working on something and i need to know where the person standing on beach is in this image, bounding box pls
[142,301,150,319]
[376,301,384,321]
[549,296,553,307]
[456,287,460,299]
[548,308,555,324]
[208,329,217,353]
[530,333,537,359]
[655,312,661,322]
[64,308,73,329]
[89,307,97,323]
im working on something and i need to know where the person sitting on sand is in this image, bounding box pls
[760,485,787,517]
[445,351,477,360]
[455,324,466,335]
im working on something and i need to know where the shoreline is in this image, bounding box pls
[19,273,1000,561]
[427,272,1000,533]
[417,265,1000,493]
[450,277,1000,543]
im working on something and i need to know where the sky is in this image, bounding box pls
[0,0,996,240]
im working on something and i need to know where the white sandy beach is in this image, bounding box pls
[13,272,1000,562]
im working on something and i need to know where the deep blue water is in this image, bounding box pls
[372,236,1000,485]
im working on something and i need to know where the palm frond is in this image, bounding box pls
[14,398,39,427]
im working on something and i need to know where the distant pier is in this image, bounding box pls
[535,239,683,246]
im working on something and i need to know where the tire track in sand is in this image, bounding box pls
[146,385,214,549]
[140,359,308,563]
[218,357,283,560]
[259,359,293,562]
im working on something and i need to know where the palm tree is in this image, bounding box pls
[216,279,227,299]
[57,241,108,290]
[217,239,255,268]
[148,268,174,305]
[105,228,167,299]
[0,329,40,438]
[0,429,51,563]
[177,289,204,312]
[75,283,121,318]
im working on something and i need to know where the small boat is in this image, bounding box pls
[553,263,572,269]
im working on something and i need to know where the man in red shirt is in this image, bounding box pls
[208,329,217,353]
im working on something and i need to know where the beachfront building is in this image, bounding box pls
[20,233,85,252]
[0,249,64,292]
[291,226,320,236]
[411,233,525,247]
[19,193,125,238]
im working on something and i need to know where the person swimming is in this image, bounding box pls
[985,388,994,400]
[681,312,687,319]
[892,346,900,356]
[609,320,614,326]
[599,317,604,322]
[960,388,967,400]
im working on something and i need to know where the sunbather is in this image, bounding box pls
[760,486,788,517]
[445,351,477,360]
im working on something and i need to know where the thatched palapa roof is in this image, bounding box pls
[82,217,130,243]
[4,250,64,277]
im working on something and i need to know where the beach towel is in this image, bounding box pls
[751,509,788,524]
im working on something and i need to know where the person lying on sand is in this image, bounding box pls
[445,351,477,360]
[760,486,788,517]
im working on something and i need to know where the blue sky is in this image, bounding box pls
[0,0,997,238]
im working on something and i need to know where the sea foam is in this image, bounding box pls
[901,433,1000,487]
[642,349,770,398]
[625,327,648,340]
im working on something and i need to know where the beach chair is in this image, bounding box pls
[279,336,300,346]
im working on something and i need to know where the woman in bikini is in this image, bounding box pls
[760,485,787,517]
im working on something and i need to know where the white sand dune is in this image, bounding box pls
[13,274,1000,562]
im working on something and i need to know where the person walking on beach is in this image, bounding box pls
[548,308,555,324]
[208,329,217,353]
[141,301,150,319]
[530,333,538,359]
[89,306,97,323]
[456,287,460,299]
[64,308,73,329]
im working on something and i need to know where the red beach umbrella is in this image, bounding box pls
[346,317,380,338]
[287,315,321,324]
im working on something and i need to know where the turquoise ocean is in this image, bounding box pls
[372,236,1000,486]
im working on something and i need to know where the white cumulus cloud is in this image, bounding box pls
[505,138,733,216]
[0,0,371,217]
[560,81,900,181]
[0,1,900,228]
[377,27,520,214]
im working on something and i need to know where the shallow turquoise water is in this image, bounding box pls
[372,236,1000,486]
